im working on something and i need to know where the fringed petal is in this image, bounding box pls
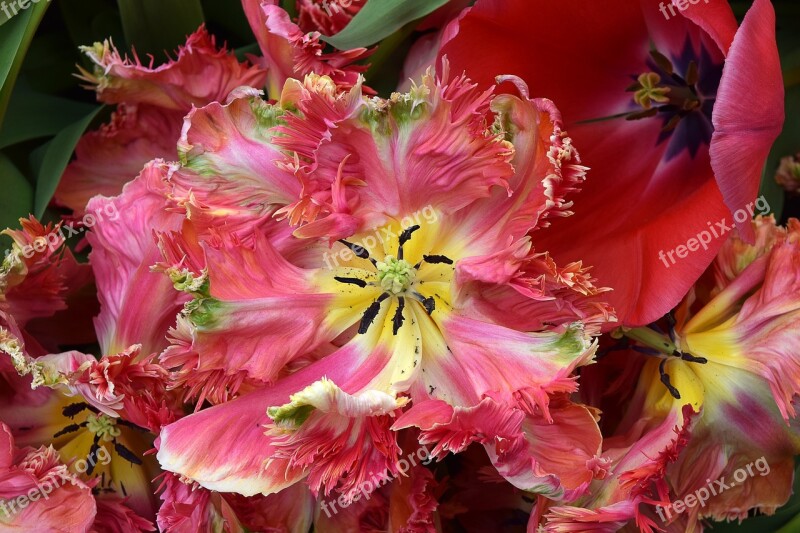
[77,26,266,110]
[266,378,406,498]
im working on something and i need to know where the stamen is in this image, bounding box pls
[680,352,708,364]
[114,442,142,466]
[397,225,421,259]
[62,402,90,418]
[117,419,147,432]
[358,292,390,334]
[87,437,101,475]
[650,49,674,75]
[662,115,681,132]
[665,312,677,342]
[53,422,86,438]
[626,108,658,121]
[685,60,699,86]
[334,276,368,288]
[413,292,435,315]
[392,297,406,335]
[339,240,376,265]
[659,358,681,399]
[398,225,421,247]
[422,254,454,265]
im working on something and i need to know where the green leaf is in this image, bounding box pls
[0,0,49,131]
[116,0,205,56]
[0,83,98,148]
[58,0,126,53]
[201,0,256,46]
[281,0,298,20]
[0,152,33,231]
[33,105,103,217]
[777,512,800,533]
[321,0,448,50]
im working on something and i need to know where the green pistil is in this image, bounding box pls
[376,255,416,294]
[618,326,678,355]
[86,414,121,443]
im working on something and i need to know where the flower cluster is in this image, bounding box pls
[0,0,794,532]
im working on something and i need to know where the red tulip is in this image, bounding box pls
[441,0,784,325]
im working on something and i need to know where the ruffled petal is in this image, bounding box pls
[454,238,613,335]
[87,161,188,355]
[171,87,301,235]
[78,26,266,110]
[156,339,404,496]
[156,473,247,533]
[225,482,314,533]
[0,423,97,531]
[55,104,180,216]
[156,371,320,495]
[155,227,338,404]
[395,396,603,500]
[266,378,406,498]
[242,0,371,98]
[711,214,786,288]
[58,26,266,217]
[446,87,587,252]
[679,219,800,419]
[92,496,156,533]
[667,368,798,523]
[1,217,91,328]
[544,500,651,533]
[315,463,438,533]
[490,396,603,500]
[273,69,514,240]
[423,316,595,410]
[296,0,362,35]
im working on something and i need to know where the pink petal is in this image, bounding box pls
[422,315,595,410]
[171,88,301,235]
[55,105,180,216]
[242,1,370,98]
[87,161,188,355]
[156,228,339,404]
[709,0,784,241]
[79,26,266,110]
